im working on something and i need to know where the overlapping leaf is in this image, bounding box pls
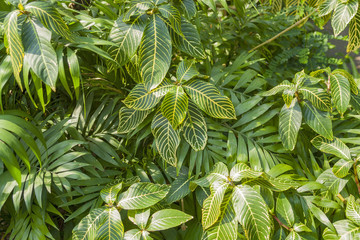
[330,73,350,115]
[331,0,358,36]
[319,0,337,17]
[96,207,124,240]
[161,86,188,129]
[72,207,108,240]
[261,80,291,96]
[311,136,351,160]
[176,59,199,82]
[346,195,360,226]
[279,100,302,151]
[151,110,180,165]
[147,209,193,231]
[303,101,333,140]
[158,5,182,35]
[118,107,151,134]
[100,182,123,204]
[348,7,360,52]
[117,182,169,210]
[229,163,262,182]
[299,87,331,111]
[183,80,236,119]
[139,15,172,91]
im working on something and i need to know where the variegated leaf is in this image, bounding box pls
[176,59,199,82]
[331,0,358,36]
[311,135,351,160]
[96,207,124,240]
[118,107,151,134]
[161,86,188,129]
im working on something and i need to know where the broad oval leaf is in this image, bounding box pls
[333,219,360,239]
[22,18,58,90]
[161,86,188,129]
[25,2,73,41]
[108,15,146,69]
[124,229,142,240]
[151,110,180,165]
[139,15,172,91]
[177,0,196,19]
[202,181,228,230]
[123,79,174,110]
[278,100,302,151]
[229,163,262,182]
[183,80,236,119]
[232,185,272,240]
[319,0,337,17]
[100,181,123,204]
[182,100,207,151]
[72,207,108,240]
[117,182,169,210]
[171,17,206,59]
[303,101,333,140]
[330,73,351,115]
[147,209,193,231]
[347,7,360,52]
[4,11,24,89]
[299,87,331,111]
[332,69,359,95]
[192,162,228,187]
[346,195,360,226]
[332,159,354,178]
[128,208,151,229]
[276,193,294,227]
[96,207,124,240]
[176,59,199,82]
[331,0,358,36]
[260,80,291,96]
[158,5,182,35]
[311,136,351,160]
[118,107,152,134]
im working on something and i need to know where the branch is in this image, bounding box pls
[272,214,291,231]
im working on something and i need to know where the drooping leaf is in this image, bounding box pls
[260,80,291,96]
[192,162,228,187]
[147,209,193,231]
[302,101,333,140]
[319,0,337,17]
[331,0,358,36]
[96,207,124,240]
[25,2,73,41]
[4,11,24,89]
[151,110,180,166]
[299,87,331,111]
[311,136,351,160]
[118,107,152,134]
[278,100,302,151]
[117,182,169,210]
[176,59,199,82]
[22,17,58,90]
[229,163,262,182]
[202,181,228,230]
[107,15,146,69]
[232,185,272,240]
[330,73,351,115]
[100,182,123,204]
[182,100,207,151]
[139,14,172,91]
[123,79,174,110]
[171,17,206,59]
[332,69,359,95]
[161,86,188,129]
[183,80,236,119]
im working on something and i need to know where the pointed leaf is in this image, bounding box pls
[332,69,358,95]
[161,86,188,129]
[260,80,291,96]
[192,162,228,187]
[118,107,151,134]
[331,0,358,36]
[147,209,193,231]
[151,110,180,166]
[184,80,235,119]
[100,182,123,204]
[117,182,170,210]
[348,7,360,52]
[299,87,331,111]
[158,5,182,35]
[303,101,333,140]
[176,59,199,82]
[232,185,272,240]
[346,195,360,226]
[319,0,337,17]
[124,229,142,240]
[72,207,107,240]
[332,159,354,178]
[311,136,351,160]
[330,73,351,115]
[276,193,294,226]
[96,207,124,240]
[229,163,262,182]
[278,100,302,151]
[333,220,360,239]
[128,208,151,229]
[139,15,172,91]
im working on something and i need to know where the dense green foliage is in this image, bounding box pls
[2,0,360,239]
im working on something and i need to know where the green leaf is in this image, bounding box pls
[139,15,172,91]
[330,73,351,115]
[147,209,193,231]
[96,207,124,240]
[158,5,182,35]
[332,69,358,95]
[278,100,302,151]
[171,17,206,59]
[4,11,24,89]
[332,159,354,178]
[128,208,151,229]
[311,136,351,160]
[232,185,272,240]
[108,15,146,69]
[319,0,337,17]
[176,59,199,82]
[23,17,58,90]
[347,7,360,52]
[203,191,237,240]
[285,232,301,240]
[117,182,169,210]
[177,0,196,19]
[302,101,333,140]
[192,162,228,187]
[299,87,331,111]
[333,220,360,239]
[100,182,123,204]
[165,174,193,203]
[25,2,73,41]
[183,80,236,119]
[161,86,188,129]
[72,207,107,240]
[322,228,339,240]
[123,1,153,22]
[282,88,294,107]
[182,100,207,151]
[260,80,291,96]
[331,0,358,36]
[123,79,174,110]
[202,181,228,230]
[118,107,151,134]
[229,163,262,182]
[293,223,312,233]
[306,201,335,232]
[276,193,294,227]
[66,48,81,99]
[151,110,180,166]
[346,195,360,226]
[124,229,142,240]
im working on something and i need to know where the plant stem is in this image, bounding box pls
[272,214,291,231]
[249,9,317,53]
[353,160,360,195]
[337,193,346,203]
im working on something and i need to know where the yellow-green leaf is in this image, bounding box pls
[161,86,188,129]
